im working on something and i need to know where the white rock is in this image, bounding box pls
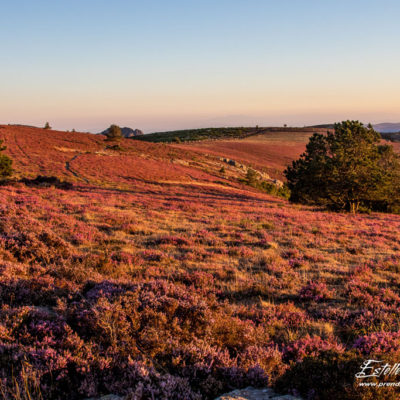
[215,387,302,400]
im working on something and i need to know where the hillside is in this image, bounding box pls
[381,131,400,143]
[172,128,331,180]
[1,125,400,399]
[134,127,257,143]
[134,127,332,180]
[0,124,241,190]
[134,126,329,144]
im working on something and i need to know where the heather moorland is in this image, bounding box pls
[1,124,400,399]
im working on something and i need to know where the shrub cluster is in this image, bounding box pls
[245,168,290,199]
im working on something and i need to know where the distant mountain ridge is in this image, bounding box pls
[308,122,400,134]
[309,122,400,136]
[372,123,400,133]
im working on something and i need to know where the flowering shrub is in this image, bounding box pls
[283,335,344,363]
[299,281,332,302]
[352,332,400,355]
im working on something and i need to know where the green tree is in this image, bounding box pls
[373,144,400,213]
[0,139,13,181]
[106,124,122,141]
[246,168,259,186]
[44,122,51,129]
[284,120,400,213]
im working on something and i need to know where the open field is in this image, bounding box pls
[1,125,400,399]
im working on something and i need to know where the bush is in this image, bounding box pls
[105,124,123,141]
[244,168,290,199]
[259,181,290,199]
[285,120,400,213]
[299,281,332,302]
[106,144,124,151]
[0,139,13,181]
[22,175,73,190]
[246,168,259,186]
[352,331,400,355]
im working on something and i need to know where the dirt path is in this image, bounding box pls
[65,154,90,183]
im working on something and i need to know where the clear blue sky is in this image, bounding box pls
[1,0,400,132]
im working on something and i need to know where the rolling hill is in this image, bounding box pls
[171,128,330,180]
[0,124,241,189]
[135,126,330,143]
[134,127,332,180]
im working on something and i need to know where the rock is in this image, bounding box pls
[121,127,144,137]
[85,395,122,400]
[100,127,143,138]
[218,158,283,189]
[214,387,302,400]
[85,387,302,400]
[272,179,284,188]
[260,172,271,181]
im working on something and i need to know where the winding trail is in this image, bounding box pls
[65,154,90,183]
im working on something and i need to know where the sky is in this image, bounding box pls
[1,0,400,133]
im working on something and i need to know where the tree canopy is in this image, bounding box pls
[284,120,400,213]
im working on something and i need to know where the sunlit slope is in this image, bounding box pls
[0,125,239,189]
[173,130,327,179]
